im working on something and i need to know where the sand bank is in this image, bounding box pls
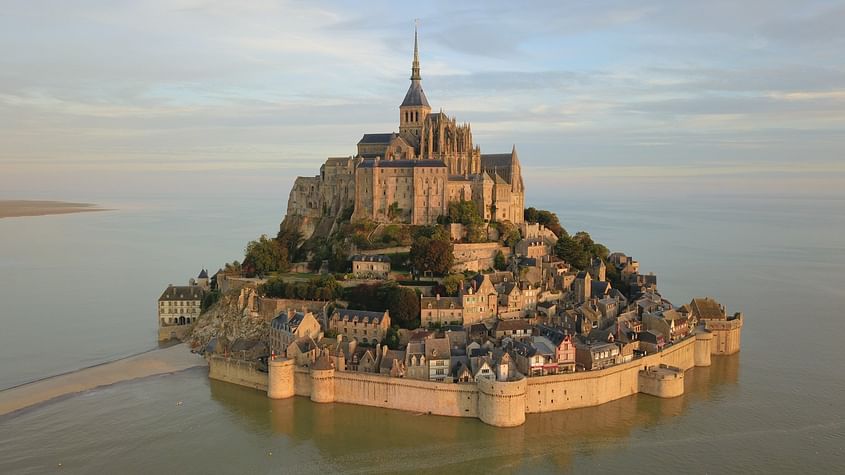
[0,344,206,416]
[0,200,108,219]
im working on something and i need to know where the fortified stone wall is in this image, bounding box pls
[208,356,268,392]
[452,242,512,272]
[158,324,190,342]
[217,331,716,427]
[332,371,479,418]
[705,316,743,355]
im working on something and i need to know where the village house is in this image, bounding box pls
[493,319,533,339]
[286,336,320,367]
[661,308,691,342]
[536,326,577,372]
[589,257,607,282]
[329,308,391,344]
[378,345,406,377]
[269,310,322,356]
[515,238,550,259]
[638,329,665,354]
[158,282,205,327]
[462,274,498,324]
[404,339,428,380]
[348,345,379,373]
[451,355,473,382]
[575,340,620,371]
[573,271,592,304]
[351,254,391,279]
[420,295,463,327]
[425,337,452,382]
[469,354,496,381]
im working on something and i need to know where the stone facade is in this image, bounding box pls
[329,308,391,345]
[281,30,525,238]
[157,278,206,341]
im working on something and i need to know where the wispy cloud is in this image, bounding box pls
[1,0,844,196]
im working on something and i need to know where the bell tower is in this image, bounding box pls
[399,24,431,138]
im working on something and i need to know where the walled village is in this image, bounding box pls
[157,31,743,427]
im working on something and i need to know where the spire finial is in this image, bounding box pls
[411,19,421,81]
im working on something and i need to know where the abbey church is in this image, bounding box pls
[284,29,525,235]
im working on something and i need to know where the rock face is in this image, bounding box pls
[187,289,269,354]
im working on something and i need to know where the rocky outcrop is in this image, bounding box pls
[186,289,269,355]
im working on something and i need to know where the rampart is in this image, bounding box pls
[208,355,268,392]
[212,331,721,427]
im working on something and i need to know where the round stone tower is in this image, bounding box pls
[309,355,336,404]
[694,330,713,367]
[267,358,295,400]
[477,377,527,427]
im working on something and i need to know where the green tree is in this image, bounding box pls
[243,234,289,277]
[276,228,303,261]
[494,250,508,271]
[447,200,483,226]
[442,274,464,296]
[466,223,487,243]
[554,234,590,270]
[382,326,401,350]
[382,285,420,329]
[410,234,454,276]
[524,207,539,223]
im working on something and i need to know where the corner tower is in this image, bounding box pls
[399,26,431,138]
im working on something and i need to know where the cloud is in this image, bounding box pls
[0,0,844,198]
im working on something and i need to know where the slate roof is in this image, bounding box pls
[358,133,396,144]
[198,269,208,279]
[358,159,447,168]
[293,337,318,353]
[335,309,388,324]
[158,285,204,302]
[691,298,725,320]
[351,254,390,263]
[421,296,462,310]
[401,80,430,107]
[425,337,451,360]
[591,281,611,298]
[313,354,334,370]
[495,319,532,332]
[480,153,513,168]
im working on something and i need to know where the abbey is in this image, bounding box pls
[284,29,525,233]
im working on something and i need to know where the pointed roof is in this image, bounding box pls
[401,25,430,108]
[198,269,208,279]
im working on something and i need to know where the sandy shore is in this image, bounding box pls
[0,344,206,416]
[0,200,108,219]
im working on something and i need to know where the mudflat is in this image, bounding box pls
[0,344,206,416]
[0,200,106,218]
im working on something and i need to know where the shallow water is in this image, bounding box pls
[1,187,844,473]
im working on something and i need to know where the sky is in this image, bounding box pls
[1,0,844,200]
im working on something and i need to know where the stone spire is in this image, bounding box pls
[411,23,421,81]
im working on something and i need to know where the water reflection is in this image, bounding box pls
[208,355,740,473]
